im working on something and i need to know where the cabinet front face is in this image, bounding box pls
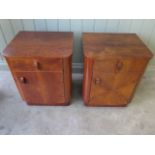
[14,71,65,105]
[89,58,146,106]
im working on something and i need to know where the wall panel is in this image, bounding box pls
[10,19,23,35]
[140,20,155,45]
[46,19,58,31]
[0,26,6,61]
[106,19,120,32]
[82,19,95,32]
[118,19,132,33]
[0,19,14,44]
[22,19,35,31]
[34,19,47,31]
[58,19,71,32]
[71,19,82,63]
[94,19,107,32]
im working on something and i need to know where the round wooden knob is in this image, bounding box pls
[20,77,27,84]
[95,78,101,85]
[34,61,40,69]
[116,60,123,72]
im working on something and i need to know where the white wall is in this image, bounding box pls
[0,19,155,67]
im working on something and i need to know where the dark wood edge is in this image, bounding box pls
[27,102,70,106]
[84,103,128,107]
[82,56,93,104]
[63,55,72,104]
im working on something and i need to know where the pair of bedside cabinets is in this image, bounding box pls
[3,31,153,106]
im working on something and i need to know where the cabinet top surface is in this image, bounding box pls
[83,33,153,59]
[3,31,73,58]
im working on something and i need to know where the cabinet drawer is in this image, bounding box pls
[94,58,148,73]
[8,58,62,72]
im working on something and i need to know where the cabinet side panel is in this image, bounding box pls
[63,56,72,104]
[127,58,151,103]
[82,56,93,105]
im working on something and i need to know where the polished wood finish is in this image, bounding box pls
[3,31,73,58]
[82,57,93,104]
[63,56,72,103]
[7,57,62,71]
[83,33,153,59]
[14,71,65,105]
[3,31,73,106]
[83,33,153,106]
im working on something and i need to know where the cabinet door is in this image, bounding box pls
[89,60,144,106]
[14,71,65,105]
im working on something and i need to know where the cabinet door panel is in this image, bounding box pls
[89,70,142,106]
[14,71,65,105]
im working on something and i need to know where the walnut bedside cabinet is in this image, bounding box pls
[82,33,153,106]
[3,31,73,106]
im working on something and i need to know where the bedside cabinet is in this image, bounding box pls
[3,31,73,106]
[82,33,153,106]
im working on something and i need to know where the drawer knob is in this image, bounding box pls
[20,77,27,84]
[116,60,123,72]
[34,61,40,69]
[94,78,101,85]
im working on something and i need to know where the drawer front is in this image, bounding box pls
[89,70,142,106]
[94,57,148,73]
[14,71,65,104]
[8,58,62,72]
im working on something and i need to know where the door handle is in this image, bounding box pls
[34,61,40,70]
[19,77,27,84]
[115,60,123,72]
[94,78,101,85]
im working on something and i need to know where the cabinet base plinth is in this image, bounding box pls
[26,102,70,106]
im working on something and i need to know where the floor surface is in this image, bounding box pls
[0,71,155,135]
